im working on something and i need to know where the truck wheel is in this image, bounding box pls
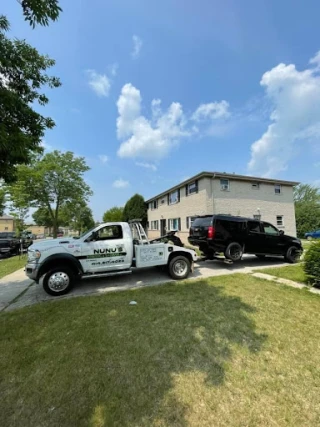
[285,246,301,264]
[42,267,75,296]
[168,256,191,280]
[225,242,243,261]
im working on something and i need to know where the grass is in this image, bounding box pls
[0,254,27,279]
[1,275,320,427]
[256,264,308,284]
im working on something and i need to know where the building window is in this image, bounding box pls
[220,179,230,191]
[253,214,261,220]
[169,189,180,205]
[160,198,166,205]
[150,220,159,230]
[275,184,282,194]
[151,200,158,210]
[186,216,197,229]
[168,218,181,231]
[276,215,284,226]
[252,182,260,190]
[4,227,8,230]
[186,181,198,196]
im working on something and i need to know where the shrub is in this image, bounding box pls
[304,241,320,285]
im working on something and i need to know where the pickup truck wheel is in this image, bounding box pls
[43,267,75,296]
[285,246,301,264]
[225,242,243,262]
[169,256,191,280]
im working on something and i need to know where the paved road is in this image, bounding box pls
[0,255,290,312]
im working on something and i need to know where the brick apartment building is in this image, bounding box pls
[146,171,298,244]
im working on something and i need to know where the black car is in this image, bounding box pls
[0,232,33,257]
[188,215,303,263]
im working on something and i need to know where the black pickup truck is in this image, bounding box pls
[0,232,33,257]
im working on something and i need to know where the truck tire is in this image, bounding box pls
[285,246,301,264]
[225,242,243,262]
[168,256,191,280]
[42,266,75,296]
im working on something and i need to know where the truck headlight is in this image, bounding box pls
[28,249,41,263]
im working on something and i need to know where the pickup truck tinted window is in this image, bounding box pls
[262,223,279,235]
[248,221,261,232]
[216,219,245,233]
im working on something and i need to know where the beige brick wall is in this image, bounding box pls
[0,219,15,232]
[147,176,297,242]
[212,179,297,236]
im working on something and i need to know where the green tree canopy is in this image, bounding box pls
[13,151,92,237]
[20,0,62,27]
[0,15,61,183]
[294,183,320,238]
[60,201,95,235]
[5,179,30,235]
[123,194,147,227]
[102,207,124,223]
[0,188,6,216]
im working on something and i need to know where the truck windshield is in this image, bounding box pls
[192,217,212,227]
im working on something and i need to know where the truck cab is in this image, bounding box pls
[26,221,197,296]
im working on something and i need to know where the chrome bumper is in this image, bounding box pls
[25,263,40,281]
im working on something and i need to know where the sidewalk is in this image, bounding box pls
[0,268,33,312]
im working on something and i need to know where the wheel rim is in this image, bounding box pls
[288,247,301,262]
[173,260,188,277]
[48,272,70,292]
[230,246,241,259]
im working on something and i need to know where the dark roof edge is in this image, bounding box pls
[145,171,299,203]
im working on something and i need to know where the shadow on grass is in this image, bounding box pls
[1,279,267,427]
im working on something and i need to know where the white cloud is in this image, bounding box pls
[87,70,111,97]
[116,83,233,161]
[192,101,230,122]
[99,155,109,163]
[248,52,320,177]
[113,179,129,188]
[40,140,53,152]
[131,35,143,59]
[108,63,118,77]
[135,162,157,171]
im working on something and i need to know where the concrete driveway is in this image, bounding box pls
[1,255,289,311]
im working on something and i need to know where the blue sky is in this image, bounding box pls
[3,0,320,220]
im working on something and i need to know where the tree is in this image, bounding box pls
[0,16,61,183]
[123,194,147,226]
[33,207,54,227]
[14,151,93,237]
[103,207,124,223]
[5,180,30,236]
[0,188,6,216]
[60,201,95,235]
[294,184,320,238]
[19,0,62,27]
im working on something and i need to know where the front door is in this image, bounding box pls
[261,222,284,254]
[160,219,166,236]
[80,224,132,273]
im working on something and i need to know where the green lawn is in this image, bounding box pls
[0,255,27,279]
[256,264,307,284]
[1,275,320,427]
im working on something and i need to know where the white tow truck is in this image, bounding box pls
[25,221,198,296]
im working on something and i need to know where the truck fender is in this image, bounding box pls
[37,253,84,282]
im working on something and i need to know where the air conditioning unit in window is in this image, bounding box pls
[221,185,229,191]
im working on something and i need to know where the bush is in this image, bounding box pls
[304,241,320,285]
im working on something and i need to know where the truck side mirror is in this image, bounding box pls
[86,231,98,242]
[279,230,284,236]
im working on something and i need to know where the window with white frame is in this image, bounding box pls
[169,189,180,205]
[274,184,282,194]
[150,200,158,210]
[276,215,284,226]
[252,182,260,190]
[168,218,181,231]
[253,214,261,220]
[150,220,159,230]
[186,181,198,196]
[186,216,197,229]
[220,178,230,191]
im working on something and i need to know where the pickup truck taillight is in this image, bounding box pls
[208,226,215,239]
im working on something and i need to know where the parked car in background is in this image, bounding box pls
[304,229,320,240]
[188,214,303,263]
[0,232,20,257]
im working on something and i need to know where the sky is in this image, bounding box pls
[3,0,320,221]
